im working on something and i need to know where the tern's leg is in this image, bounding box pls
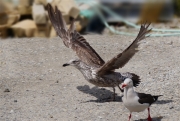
[147,108,152,121]
[118,85,124,92]
[128,113,131,121]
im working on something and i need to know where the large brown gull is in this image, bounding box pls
[47,3,151,100]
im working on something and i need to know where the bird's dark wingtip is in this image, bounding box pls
[130,73,141,87]
[153,95,163,102]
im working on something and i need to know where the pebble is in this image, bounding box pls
[10,110,14,113]
[169,106,174,109]
[4,88,10,92]
[98,116,102,119]
[14,100,17,102]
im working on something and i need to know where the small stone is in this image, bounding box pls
[10,110,14,113]
[14,100,17,102]
[4,88,10,92]
[167,41,173,45]
[63,109,67,112]
[50,115,53,118]
[169,106,174,109]
[98,116,102,119]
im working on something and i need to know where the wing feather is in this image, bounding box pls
[47,3,105,67]
[97,23,151,75]
[137,93,162,105]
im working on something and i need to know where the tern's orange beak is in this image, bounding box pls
[122,84,127,88]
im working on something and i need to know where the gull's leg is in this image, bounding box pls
[106,87,116,101]
[147,108,152,121]
[102,87,116,101]
[128,113,131,121]
[112,87,116,101]
[118,85,124,92]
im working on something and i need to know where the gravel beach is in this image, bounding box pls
[0,34,180,121]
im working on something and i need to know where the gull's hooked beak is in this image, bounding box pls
[62,63,70,67]
[122,84,127,88]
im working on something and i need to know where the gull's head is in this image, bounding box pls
[122,78,133,88]
[62,59,81,67]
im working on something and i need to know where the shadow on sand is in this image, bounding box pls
[77,85,123,103]
[77,85,174,104]
[135,116,163,121]
[155,99,173,104]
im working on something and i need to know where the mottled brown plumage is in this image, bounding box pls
[47,4,105,68]
[97,24,151,75]
[97,23,151,76]
[47,3,151,100]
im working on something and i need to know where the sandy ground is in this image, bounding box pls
[0,34,180,121]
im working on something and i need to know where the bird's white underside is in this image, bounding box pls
[123,98,149,112]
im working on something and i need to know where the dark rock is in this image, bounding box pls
[169,106,174,109]
[4,88,10,92]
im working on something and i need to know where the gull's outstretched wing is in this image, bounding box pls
[47,3,105,67]
[97,23,151,75]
